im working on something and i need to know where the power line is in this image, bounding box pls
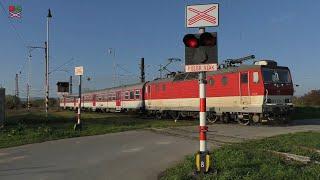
[49,57,75,75]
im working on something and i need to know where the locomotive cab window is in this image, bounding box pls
[241,73,248,83]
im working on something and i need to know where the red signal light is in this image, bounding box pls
[183,34,199,48]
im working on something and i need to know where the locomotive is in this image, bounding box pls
[60,57,293,125]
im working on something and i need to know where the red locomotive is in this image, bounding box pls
[60,58,293,125]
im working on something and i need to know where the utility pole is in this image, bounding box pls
[45,41,48,115]
[46,9,52,118]
[15,73,19,97]
[69,76,73,94]
[108,48,116,87]
[140,58,145,83]
[26,83,30,111]
[27,52,32,111]
[26,44,46,111]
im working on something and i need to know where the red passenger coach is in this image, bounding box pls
[61,83,145,112]
[60,59,294,125]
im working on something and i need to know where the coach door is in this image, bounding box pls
[116,91,122,111]
[240,72,251,105]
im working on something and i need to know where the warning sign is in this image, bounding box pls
[75,66,84,76]
[186,4,219,28]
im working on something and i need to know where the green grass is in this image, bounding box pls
[0,109,196,149]
[291,106,320,120]
[160,132,320,180]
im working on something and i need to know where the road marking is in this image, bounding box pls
[0,155,26,164]
[122,147,144,153]
[155,141,171,145]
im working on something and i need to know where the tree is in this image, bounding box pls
[294,89,320,107]
[301,90,320,106]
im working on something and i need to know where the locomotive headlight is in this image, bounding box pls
[285,99,291,103]
[267,98,271,103]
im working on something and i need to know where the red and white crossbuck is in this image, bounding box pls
[186,4,219,28]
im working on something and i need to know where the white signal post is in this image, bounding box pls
[199,28,208,156]
[74,66,83,130]
[198,27,207,153]
[197,28,211,173]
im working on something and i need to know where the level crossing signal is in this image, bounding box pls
[183,32,218,65]
[57,82,69,93]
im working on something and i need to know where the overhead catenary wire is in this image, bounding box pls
[49,58,75,75]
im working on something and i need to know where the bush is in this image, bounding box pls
[5,95,21,109]
[29,98,58,108]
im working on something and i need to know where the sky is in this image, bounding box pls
[0,0,320,98]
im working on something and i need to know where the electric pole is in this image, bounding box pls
[69,76,73,94]
[108,48,116,87]
[27,52,31,111]
[46,9,52,118]
[140,58,145,83]
[26,83,30,111]
[15,73,19,97]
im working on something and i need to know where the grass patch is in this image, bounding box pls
[0,109,196,149]
[291,106,320,120]
[160,131,320,180]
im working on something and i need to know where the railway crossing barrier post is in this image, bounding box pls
[74,66,83,131]
[194,27,212,174]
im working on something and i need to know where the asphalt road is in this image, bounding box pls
[0,119,319,180]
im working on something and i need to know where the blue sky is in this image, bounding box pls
[0,0,319,97]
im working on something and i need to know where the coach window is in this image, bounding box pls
[130,91,134,99]
[135,90,140,99]
[241,73,248,83]
[162,84,166,91]
[221,76,228,86]
[125,91,129,100]
[147,85,151,93]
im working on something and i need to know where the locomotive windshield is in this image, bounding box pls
[262,68,291,83]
